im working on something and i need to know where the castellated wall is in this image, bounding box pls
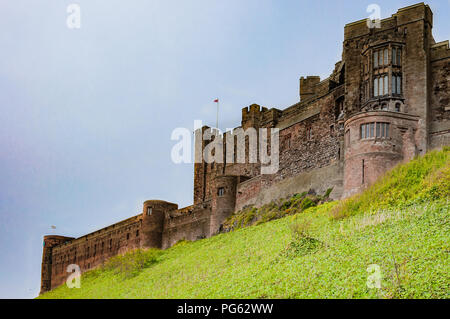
[41,3,450,294]
[234,86,345,211]
[43,202,212,292]
[45,214,143,292]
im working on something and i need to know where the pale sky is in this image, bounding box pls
[0,0,448,298]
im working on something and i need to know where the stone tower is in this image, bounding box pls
[141,200,178,249]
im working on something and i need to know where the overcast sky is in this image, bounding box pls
[0,0,448,299]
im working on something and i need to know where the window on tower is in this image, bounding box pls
[392,74,402,95]
[361,122,390,139]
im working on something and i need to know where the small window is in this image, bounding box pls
[147,207,152,216]
[395,103,401,112]
[136,230,139,237]
[392,75,402,94]
[127,233,130,240]
[374,48,388,68]
[374,75,388,97]
[374,78,378,97]
[393,47,402,66]
[371,122,390,138]
[381,103,388,111]
[218,187,225,197]
[330,125,334,137]
[381,123,390,138]
[361,123,384,139]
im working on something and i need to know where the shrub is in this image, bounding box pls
[299,197,316,210]
[282,218,323,258]
[103,249,162,279]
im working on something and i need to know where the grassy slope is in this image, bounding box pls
[39,149,450,299]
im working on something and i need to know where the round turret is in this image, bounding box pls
[40,235,74,294]
[343,111,419,197]
[210,176,238,235]
[141,200,178,249]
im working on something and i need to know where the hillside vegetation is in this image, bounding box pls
[39,148,449,299]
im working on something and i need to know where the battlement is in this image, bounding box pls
[241,104,268,119]
[431,40,450,61]
[344,2,433,41]
[300,76,321,101]
[241,104,269,129]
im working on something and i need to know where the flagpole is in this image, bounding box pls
[216,99,219,130]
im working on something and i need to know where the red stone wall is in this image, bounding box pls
[49,215,142,290]
[162,206,210,249]
[235,176,261,211]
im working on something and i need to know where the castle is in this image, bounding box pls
[40,3,449,294]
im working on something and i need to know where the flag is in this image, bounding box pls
[214,99,219,103]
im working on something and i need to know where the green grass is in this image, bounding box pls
[39,148,450,299]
